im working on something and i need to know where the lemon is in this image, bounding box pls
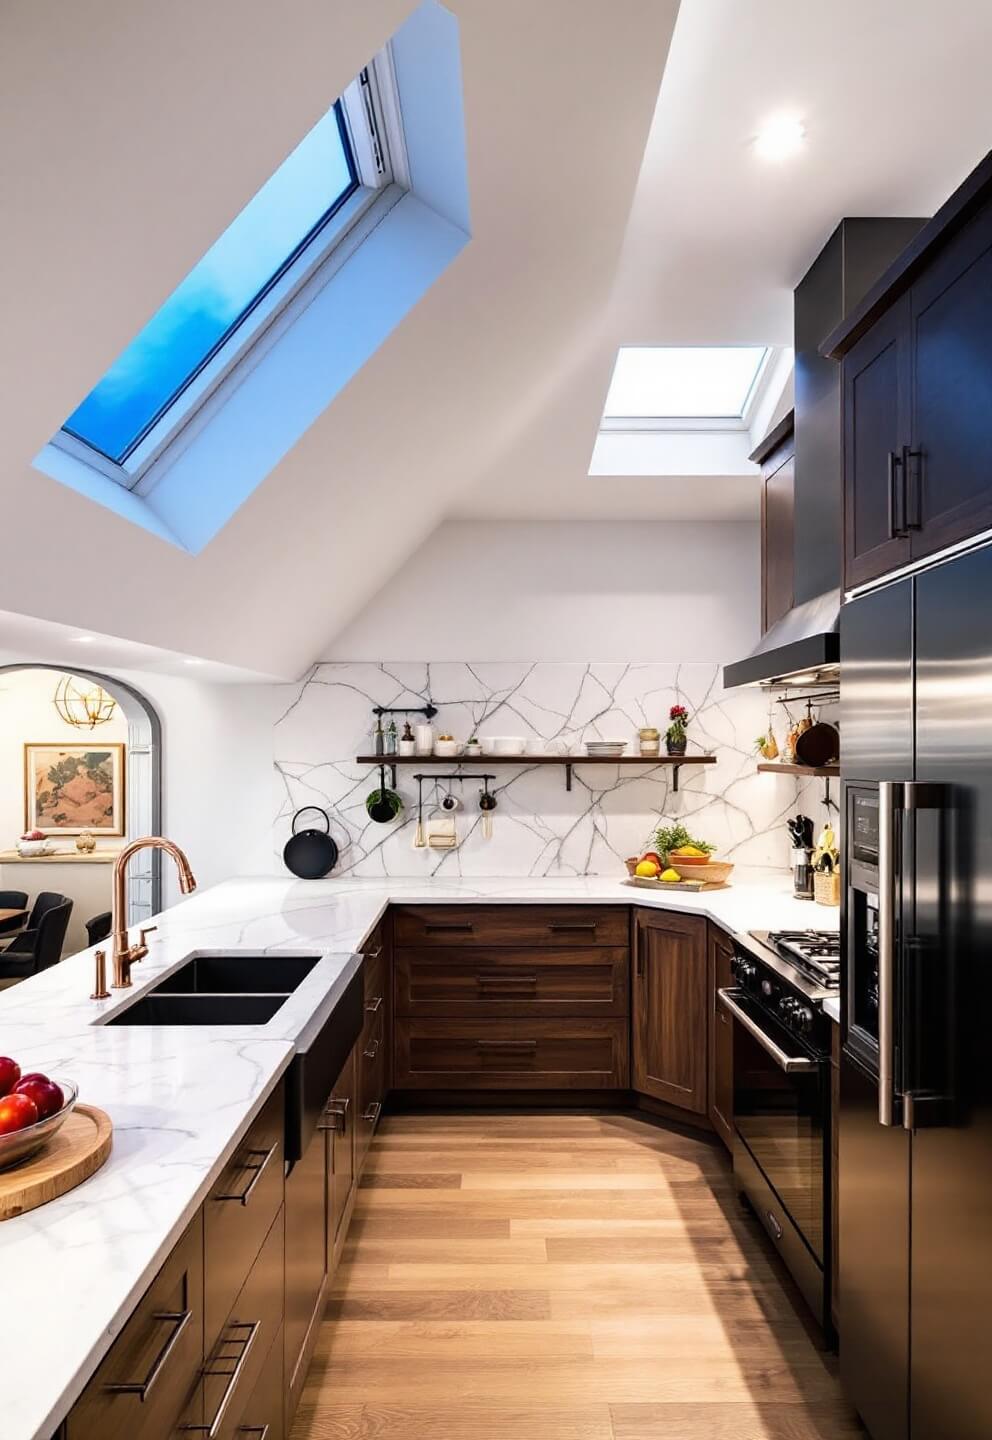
[635,859,660,878]
[660,868,681,882]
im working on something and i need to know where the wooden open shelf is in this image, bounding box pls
[756,761,840,778]
[356,753,717,793]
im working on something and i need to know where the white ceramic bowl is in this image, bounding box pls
[480,735,527,757]
[434,740,460,758]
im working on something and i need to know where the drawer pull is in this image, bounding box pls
[363,1036,381,1060]
[214,1144,277,1206]
[185,1319,260,1436]
[365,995,383,1013]
[425,922,474,933]
[477,1039,538,1052]
[106,1308,193,1401]
[318,1096,350,1132]
[365,944,384,960]
[549,921,597,932]
[238,1428,270,1439]
[477,973,537,986]
[362,1101,382,1125]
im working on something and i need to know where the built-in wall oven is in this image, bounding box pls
[719,939,833,1330]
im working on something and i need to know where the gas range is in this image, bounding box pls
[750,929,841,992]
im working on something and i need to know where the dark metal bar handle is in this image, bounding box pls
[215,1144,278,1206]
[549,922,597,932]
[477,1039,538,1052]
[902,445,923,529]
[765,1209,784,1241]
[878,780,902,1126]
[238,1428,270,1439]
[717,989,816,1073]
[106,1308,193,1401]
[318,1096,350,1132]
[185,1320,260,1436]
[365,995,383,1013]
[887,450,906,538]
[363,1036,381,1059]
[425,922,474,933]
[477,972,538,985]
[362,1101,382,1125]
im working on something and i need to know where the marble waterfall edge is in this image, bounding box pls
[272,662,834,877]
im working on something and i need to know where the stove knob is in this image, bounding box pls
[794,1005,815,1034]
[732,954,755,983]
[761,978,775,999]
[778,995,796,1018]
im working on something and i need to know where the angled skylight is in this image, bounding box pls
[64,105,358,465]
[603,346,770,421]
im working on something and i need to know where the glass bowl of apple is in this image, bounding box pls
[0,1058,78,1171]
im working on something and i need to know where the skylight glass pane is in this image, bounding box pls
[64,103,357,464]
[603,346,768,419]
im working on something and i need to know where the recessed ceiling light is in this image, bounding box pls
[754,115,805,163]
[73,635,95,644]
[184,658,204,666]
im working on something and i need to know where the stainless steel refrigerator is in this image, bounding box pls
[839,542,992,1440]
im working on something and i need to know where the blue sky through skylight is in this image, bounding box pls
[64,103,356,463]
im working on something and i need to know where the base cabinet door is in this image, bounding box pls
[633,909,707,1114]
[707,925,734,1149]
[328,1048,356,1261]
[284,1130,327,1415]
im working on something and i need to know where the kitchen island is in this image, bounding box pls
[0,871,836,1440]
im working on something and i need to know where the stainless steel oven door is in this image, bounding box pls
[719,987,828,1264]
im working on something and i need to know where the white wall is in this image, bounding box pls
[327,519,762,662]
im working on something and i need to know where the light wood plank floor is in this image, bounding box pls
[292,1112,864,1440]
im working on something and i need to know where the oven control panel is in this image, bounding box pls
[731,948,827,1049]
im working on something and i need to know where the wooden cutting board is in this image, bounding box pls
[0,1105,112,1221]
[623,875,728,894]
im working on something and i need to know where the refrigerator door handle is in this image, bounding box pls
[878,780,903,1126]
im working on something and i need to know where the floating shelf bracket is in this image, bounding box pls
[372,703,438,720]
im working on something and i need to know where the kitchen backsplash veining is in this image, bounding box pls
[272,661,834,877]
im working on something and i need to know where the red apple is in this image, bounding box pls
[0,1092,38,1134]
[17,1072,49,1085]
[14,1076,63,1120]
[0,1058,21,1097]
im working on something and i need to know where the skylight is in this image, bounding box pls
[603,346,770,421]
[63,104,358,465]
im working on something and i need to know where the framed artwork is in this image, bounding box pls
[24,742,126,836]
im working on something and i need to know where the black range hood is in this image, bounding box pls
[724,217,925,689]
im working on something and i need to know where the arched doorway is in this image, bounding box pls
[0,664,162,923]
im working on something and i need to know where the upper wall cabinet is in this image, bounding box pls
[827,152,992,589]
[752,413,795,633]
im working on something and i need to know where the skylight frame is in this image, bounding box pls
[600,345,776,434]
[52,48,407,492]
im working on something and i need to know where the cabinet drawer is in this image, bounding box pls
[199,1206,284,1440]
[66,1214,204,1440]
[204,1082,284,1350]
[357,1019,386,1174]
[363,947,386,1020]
[238,1324,284,1440]
[393,905,627,949]
[395,947,629,1016]
[394,1018,628,1089]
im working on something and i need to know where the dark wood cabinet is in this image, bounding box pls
[707,924,734,1150]
[395,1016,628,1089]
[632,909,707,1114]
[753,413,795,633]
[909,212,992,558]
[843,295,913,588]
[327,1048,356,1262]
[394,946,629,1017]
[65,1214,204,1440]
[393,904,627,949]
[284,1126,327,1416]
[836,158,992,589]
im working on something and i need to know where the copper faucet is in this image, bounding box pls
[111,837,196,989]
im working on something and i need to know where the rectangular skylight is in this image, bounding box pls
[63,102,358,465]
[603,346,770,420]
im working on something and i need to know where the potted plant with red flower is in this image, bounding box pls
[666,703,690,756]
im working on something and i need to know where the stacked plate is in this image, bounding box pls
[584,739,628,758]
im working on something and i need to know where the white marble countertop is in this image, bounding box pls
[0,868,837,1438]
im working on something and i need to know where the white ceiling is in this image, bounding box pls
[1,0,991,679]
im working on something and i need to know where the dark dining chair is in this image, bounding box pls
[0,889,28,937]
[0,895,73,984]
[85,910,112,947]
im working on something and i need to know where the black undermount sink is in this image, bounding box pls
[106,993,289,1026]
[153,952,320,995]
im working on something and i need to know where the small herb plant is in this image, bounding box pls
[666,704,689,744]
[652,820,715,862]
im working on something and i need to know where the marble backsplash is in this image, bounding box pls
[272,661,836,877]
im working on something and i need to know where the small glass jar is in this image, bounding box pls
[638,727,661,757]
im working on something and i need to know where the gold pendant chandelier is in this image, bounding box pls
[52,674,118,730]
